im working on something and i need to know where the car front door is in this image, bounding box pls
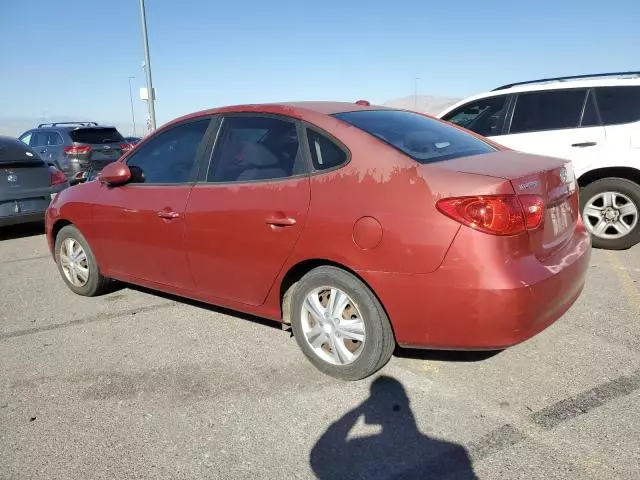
[185,114,311,306]
[91,117,215,290]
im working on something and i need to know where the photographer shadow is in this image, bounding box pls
[310,376,477,480]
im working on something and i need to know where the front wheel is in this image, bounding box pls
[54,225,110,296]
[290,266,395,381]
[580,177,640,250]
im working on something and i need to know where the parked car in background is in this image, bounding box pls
[438,71,640,250]
[124,136,142,145]
[18,122,134,184]
[1,135,69,227]
[45,101,590,380]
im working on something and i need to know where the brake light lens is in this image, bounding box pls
[120,143,134,153]
[64,145,92,156]
[49,166,67,186]
[436,194,544,236]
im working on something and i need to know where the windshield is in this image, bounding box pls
[333,109,496,163]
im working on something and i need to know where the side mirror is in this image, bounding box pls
[98,162,131,186]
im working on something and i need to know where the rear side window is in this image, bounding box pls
[442,95,509,137]
[596,86,640,126]
[333,110,495,164]
[306,129,348,170]
[70,127,124,144]
[509,89,587,134]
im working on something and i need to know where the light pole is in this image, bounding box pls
[414,77,421,110]
[139,0,156,131]
[128,76,137,136]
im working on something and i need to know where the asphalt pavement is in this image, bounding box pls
[1,223,639,479]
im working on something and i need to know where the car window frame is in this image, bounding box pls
[441,94,513,137]
[300,121,352,174]
[122,115,218,187]
[505,87,591,135]
[201,112,312,185]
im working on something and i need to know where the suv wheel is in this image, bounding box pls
[580,177,640,250]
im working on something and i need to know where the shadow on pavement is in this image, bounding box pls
[310,375,478,479]
[0,221,45,241]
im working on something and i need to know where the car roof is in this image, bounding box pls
[439,75,640,116]
[167,101,395,126]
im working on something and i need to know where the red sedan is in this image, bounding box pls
[45,101,591,380]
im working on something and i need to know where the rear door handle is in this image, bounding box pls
[157,211,180,219]
[265,216,296,227]
[571,142,597,147]
[40,149,47,153]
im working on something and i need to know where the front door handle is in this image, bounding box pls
[265,216,296,227]
[157,211,180,219]
[571,142,597,148]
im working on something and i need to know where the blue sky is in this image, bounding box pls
[1,0,639,127]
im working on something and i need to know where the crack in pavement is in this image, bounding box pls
[0,302,176,340]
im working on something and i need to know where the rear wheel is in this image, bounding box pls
[290,266,395,381]
[580,177,640,250]
[54,225,110,296]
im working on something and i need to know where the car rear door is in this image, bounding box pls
[185,114,311,306]
[90,117,215,289]
[594,85,640,149]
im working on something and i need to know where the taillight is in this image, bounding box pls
[49,166,67,186]
[64,145,92,159]
[436,194,544,236]
[120,143,134,153]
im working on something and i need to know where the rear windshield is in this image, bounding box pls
[333,110,496,163]
[70,127,124,144]
[0,137,45,165]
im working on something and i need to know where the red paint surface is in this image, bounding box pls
[46,101,591,350]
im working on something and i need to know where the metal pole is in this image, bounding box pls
[128,76,137,136]
[139,0,156,130]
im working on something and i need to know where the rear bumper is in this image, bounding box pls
[0,212,45,227]
[1,185,67,228]
[359,222,591,350]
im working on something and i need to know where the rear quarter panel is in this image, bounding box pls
[282,114,462,275]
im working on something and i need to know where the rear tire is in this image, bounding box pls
[54,225,110,296]
[290,266,395,381]
[580,177,640,250]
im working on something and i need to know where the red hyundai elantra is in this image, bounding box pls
[45,101,591,380]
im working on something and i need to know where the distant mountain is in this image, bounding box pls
[0,117,140,138]
[383,94,461,115]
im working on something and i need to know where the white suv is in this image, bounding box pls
[438,72,640,250]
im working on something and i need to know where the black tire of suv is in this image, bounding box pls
[54,225,111,296]
[290,266,396,381]
[580,177,640,250]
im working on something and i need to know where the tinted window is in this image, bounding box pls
[442,95,508,136]
[126,118,210,184]
[307,129,348,170]
[333,110,496,164]
[510,89,587,133]
[208,115,305,182]
[70,127,124,144]
[19,132,32,146]
[596,86,640,125]
[32,131,63,147]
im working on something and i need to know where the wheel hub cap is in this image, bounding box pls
[583,190,638,240]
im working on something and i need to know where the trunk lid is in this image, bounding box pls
[0,140,52,199]
[433,151,579,259]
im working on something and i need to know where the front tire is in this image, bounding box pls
[54,225,110,296]
[580,177,640,250]
[290,266,395,381]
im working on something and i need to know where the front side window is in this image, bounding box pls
[509,89,587,134]
[333,109,496,164]
[596,86,640,126]
[19,132,33,146]
[442,95,509,137]
[208,115,305,182]
[126,118,211,184]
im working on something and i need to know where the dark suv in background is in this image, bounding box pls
[18,122,134,183]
